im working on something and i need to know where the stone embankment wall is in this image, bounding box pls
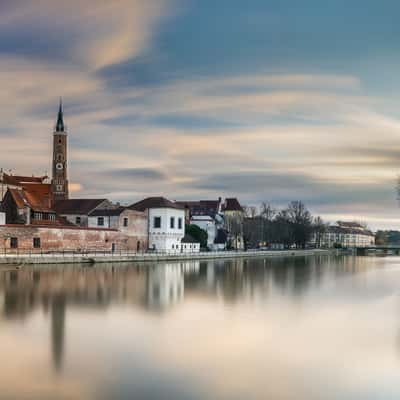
[0,225,147,252]
[0,249,334,265]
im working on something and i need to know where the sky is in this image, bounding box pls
[0,0,400,229]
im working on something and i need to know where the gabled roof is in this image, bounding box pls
[223,198,243,212]
[89,207,126,217]
[54,199,107,215]
[8,185,53,213]
[175,199,221,218]
[0,173,48,186]
[128,197,183,212]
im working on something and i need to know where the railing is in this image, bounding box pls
[0,248,329,259]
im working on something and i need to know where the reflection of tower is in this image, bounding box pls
[146,265,184,310]
[51,293,66,372]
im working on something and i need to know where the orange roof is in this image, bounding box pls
[8,184,53,212]
[1,173,48,186]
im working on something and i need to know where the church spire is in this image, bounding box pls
[55,98,65,132]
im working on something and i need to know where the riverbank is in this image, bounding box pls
[0,249,335,266]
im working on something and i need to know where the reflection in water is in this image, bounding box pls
[0,255,399,399]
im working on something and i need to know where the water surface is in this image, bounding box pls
[0,255,399,400]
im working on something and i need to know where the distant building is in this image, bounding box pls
[88,207,148,251]
[221,198,244,250]
[54,198,112,227]
[176,198,227,250]
[318,221,375,248]
[128,197,185,252]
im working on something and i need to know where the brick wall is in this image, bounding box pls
[0,225,148,252]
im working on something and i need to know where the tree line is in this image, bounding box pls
[243,201,326,249]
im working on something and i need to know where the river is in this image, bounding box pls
[0,255,399,400]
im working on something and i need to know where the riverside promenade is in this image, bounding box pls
[0,249,332,266]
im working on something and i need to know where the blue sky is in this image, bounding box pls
[0,0,400,228]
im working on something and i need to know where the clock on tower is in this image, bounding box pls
[51,99,69,202]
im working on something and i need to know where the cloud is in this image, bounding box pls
[0,0,175,70]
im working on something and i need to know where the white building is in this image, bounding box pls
[319,221,375,248]
[128,197,186,253]
[0,210,5,226]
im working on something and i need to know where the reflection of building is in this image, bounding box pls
[146,264,184,310]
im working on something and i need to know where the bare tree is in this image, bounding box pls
[260,202,276,221]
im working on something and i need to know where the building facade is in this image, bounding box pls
[129,197,186,252]
[54,199,112,227]
[318,222,375,248]
[0,225,138,252]
[88,207,148,251]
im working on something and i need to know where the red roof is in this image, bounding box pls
[223,198,243,212]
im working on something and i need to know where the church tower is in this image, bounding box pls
[51,99,69,202]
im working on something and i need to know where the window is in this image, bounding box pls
[10,237,18,249]
[49,214,56,221]
[34,212,42,220]
[153,216,161,228]
[76,216,81,224]
[178,217,182,230]
[123,217,128,227]
[97,217,104,226]
[33,238,41,249]
[170,217,175,229]
[172,244,174,249]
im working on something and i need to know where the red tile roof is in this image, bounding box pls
[9,184,53,212]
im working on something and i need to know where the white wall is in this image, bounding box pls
[148,208,185,252]
[181,242,200,253]
[190,216,216,248]
[0,212,5,226]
